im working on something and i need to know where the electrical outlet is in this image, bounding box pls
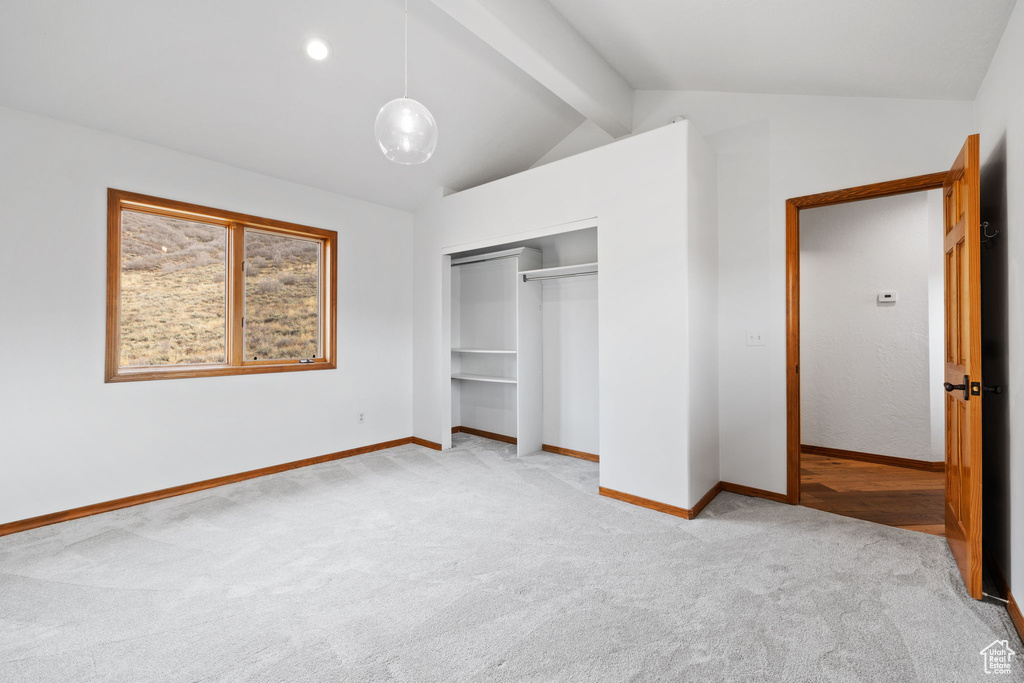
[746,330,766,347]
[358,412,365,424]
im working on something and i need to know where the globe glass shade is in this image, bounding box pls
[374,97,438,165]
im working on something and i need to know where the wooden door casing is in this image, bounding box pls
[785,172,948,506]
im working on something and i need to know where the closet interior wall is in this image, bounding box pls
[537,230,599,457]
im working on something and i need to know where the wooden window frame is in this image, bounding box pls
[105,189,338,383]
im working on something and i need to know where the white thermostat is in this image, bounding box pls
[877,291,898,303]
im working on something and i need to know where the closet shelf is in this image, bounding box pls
[451,247,530,266]
[451,348,517,354]
[519,262,598,282]
[451,373,517,385]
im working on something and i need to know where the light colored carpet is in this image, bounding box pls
[1,433,1020,682]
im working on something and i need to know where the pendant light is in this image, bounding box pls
[375,0,438,165]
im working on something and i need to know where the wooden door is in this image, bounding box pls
[943,134,983,599]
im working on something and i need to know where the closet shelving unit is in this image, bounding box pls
[450,347,517,383]
[450,247,542,455]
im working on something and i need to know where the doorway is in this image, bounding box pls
[787,136,985,600]
[796,189,946,534]
[785,172,948,501]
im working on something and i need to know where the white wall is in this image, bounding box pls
[686,128,720,501]
[632,91,974,494]
[542,276,599,455]
[0,105,414,525]
[415,122,715,509]
[800,192,940,462]
[974,1,1024,605]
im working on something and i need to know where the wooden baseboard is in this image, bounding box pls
[599,487,695,519]
[0,437,416,538]
[1009,594,1024,645]
[600,479,793,522]
[987,555,1024,644]
[542,444,599,462]
[599,482,721,520]
[452,426,517,445]
[720,481,789,503]
[410,437,442,451]
[801,445,944,472]
[691,482,724,517]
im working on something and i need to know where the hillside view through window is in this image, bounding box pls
[108,191,336,382]
[244,230,320,360]
[120,210,227,366]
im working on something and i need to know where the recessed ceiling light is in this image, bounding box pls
[303,37,331,61]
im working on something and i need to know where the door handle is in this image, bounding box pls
[944,374,970,400]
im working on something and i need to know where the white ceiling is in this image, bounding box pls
[0,0,582,211]
[0,1,1017,212]
[547,0,1017,99]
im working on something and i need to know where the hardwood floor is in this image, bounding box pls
[800,452,945,536]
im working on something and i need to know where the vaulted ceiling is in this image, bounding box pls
[0,0,583,211]
[546,0,1017,99]
[0,0,1016,211]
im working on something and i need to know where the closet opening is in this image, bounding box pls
[442,223,599,462]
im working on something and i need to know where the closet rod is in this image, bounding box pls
[522,271,597,282]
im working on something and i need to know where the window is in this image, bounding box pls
[106,189,337,382]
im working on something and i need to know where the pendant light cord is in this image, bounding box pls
[404,0,409,98]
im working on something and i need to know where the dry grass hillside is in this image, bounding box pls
[120,211,319,366]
